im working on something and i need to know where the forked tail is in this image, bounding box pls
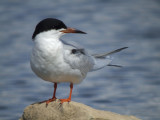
[91,47,128,71]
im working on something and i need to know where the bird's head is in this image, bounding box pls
[32,18,86,40]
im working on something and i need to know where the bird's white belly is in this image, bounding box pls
[30,46,84,84]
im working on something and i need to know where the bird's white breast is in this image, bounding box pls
[30,35,84,84]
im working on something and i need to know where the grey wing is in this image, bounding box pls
[61,39,79,49]
[63,40,127,73]
[63,42,95,77]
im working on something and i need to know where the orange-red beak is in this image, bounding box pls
[60,28,86,34]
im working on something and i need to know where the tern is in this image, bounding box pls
[30,18,127,105]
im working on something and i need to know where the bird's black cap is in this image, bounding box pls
[32,18,67,39]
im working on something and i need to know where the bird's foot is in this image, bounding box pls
[40,97,57,106]
[60,98,71,104]
[46,97,57,105]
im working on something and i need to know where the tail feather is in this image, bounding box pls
[91,57,112,71]
[90,47,128,71]
[107,64,122,68]
[93,47,128,58]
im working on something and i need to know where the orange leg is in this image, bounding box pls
[60,83,73,104]
[41,83,57,106]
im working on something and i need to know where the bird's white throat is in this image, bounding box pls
[33,30,65,54]
[34,29,64,42]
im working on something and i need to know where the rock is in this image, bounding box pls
[20,99,141,120]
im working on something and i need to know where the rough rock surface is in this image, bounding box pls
[20,99,140,120]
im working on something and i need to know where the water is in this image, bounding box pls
[0,0,160,120]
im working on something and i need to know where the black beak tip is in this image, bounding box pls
[80,31,87,34]
[76,30,87,34]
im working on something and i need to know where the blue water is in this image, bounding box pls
[0,0,160,120]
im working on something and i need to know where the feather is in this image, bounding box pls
[93,47,128,58]
[107,64,123,68]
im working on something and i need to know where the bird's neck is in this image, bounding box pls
[33,31,63,54]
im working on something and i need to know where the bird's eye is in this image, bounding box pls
[71,49,77,54]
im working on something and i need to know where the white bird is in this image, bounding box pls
[30,18,127,105]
